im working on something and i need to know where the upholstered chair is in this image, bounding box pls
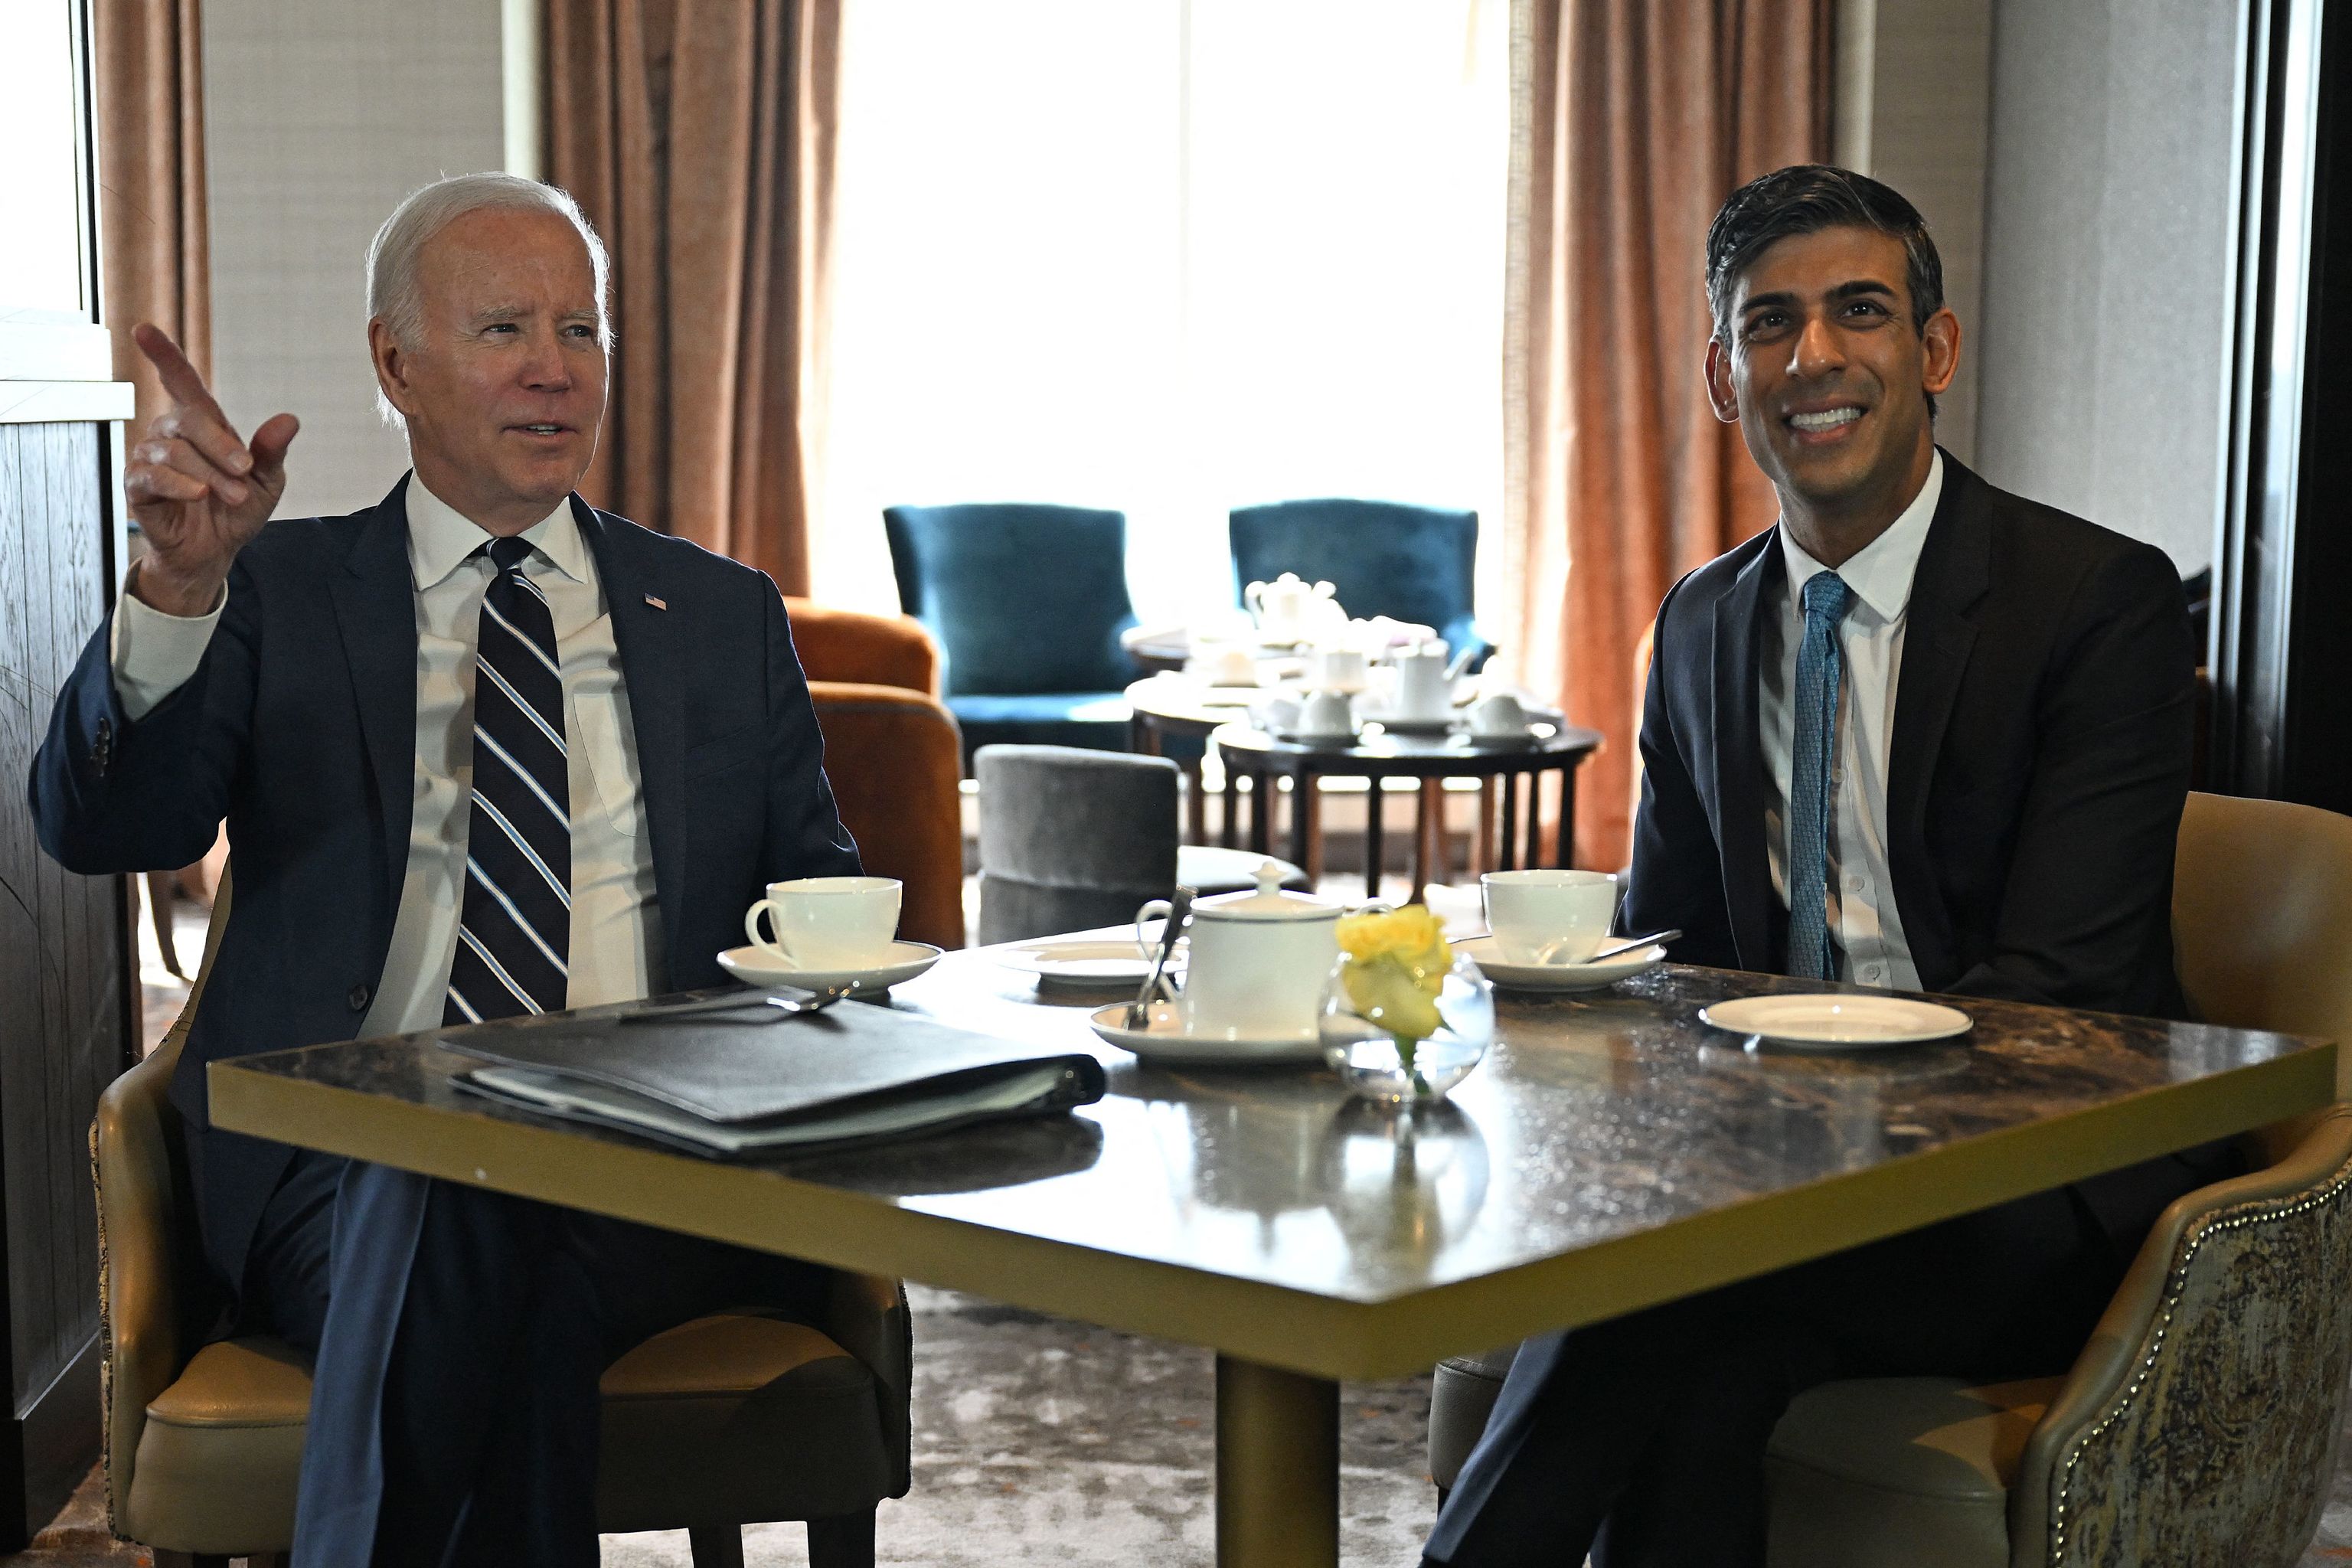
[1426,792,2352,1566]
[974,746,1306,945]
[882,503,1143,761]
[782,596,941,698]
[780,597,965,951]
[1228,498,1492,670]
[95,882,913,1568]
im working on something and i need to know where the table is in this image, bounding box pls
[1215,720,1602,903]
[208,954,2331,1566]
[1125,674,1257,844]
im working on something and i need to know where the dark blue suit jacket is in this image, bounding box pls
[31,478,860,1290]
[1622,452,2225,1247]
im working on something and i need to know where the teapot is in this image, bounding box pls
[1388,639,1455,722]
[1136,863,1341,1040]
[1245,573,1341,643]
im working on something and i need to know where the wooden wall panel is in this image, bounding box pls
[0,418,125,1544]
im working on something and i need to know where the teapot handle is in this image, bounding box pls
[1244,581,1269,616]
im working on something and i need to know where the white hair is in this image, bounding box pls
[364,172,612,428]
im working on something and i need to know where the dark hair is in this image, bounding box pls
[1704,165,1946,415]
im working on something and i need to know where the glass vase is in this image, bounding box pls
[1319,949,1495,1103]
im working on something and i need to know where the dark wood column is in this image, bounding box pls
[0,0,139,1546]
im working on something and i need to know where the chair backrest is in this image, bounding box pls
[880,505,1139,697]
[1228,498,1478,650]
[974,744,1179,945]
[2011,1105,2352,1566]
[2171,791,2352,1107]
[96,874,232,1533]
[782,596,940,697]
[808,682,966,949]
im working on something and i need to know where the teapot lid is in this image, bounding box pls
[1193,861,1341,922]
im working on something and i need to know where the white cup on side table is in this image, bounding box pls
[744,876,902,970]
[1481,869,1619,965]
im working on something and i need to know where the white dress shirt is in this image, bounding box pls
[1758,450,1943,991]
[111,479,665,1034]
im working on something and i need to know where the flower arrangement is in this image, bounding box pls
[1334,905,1455,1089]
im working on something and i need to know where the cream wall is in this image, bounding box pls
[201,0,506,521]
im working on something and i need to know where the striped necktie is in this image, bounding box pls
[445,535,570,1023]
[1787,569,1850,982]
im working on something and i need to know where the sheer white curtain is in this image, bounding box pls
[819,0,1508,631]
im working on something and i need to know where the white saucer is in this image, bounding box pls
[1699,993,1973,1050]
[993,939,1183,991]
[717,940,942,995]
[1087,1002,1327,1067]
[1459,936,1664,992]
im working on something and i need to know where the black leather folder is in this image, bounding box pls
[443,1000,1106,1159]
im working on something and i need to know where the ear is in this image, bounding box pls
[1704,337,1741,424]
[1919,306,1962,398]
[369,318,419,420]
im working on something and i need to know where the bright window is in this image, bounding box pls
[821,0,1510,629]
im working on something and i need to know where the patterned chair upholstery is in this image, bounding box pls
[1427,792,2352,1566]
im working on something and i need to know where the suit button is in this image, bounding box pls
[348,983,371,1011]
[91,717,113,772]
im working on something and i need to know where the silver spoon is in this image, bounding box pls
[1534,929,1681,965]
[619,985,854,1024]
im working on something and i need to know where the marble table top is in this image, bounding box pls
[207,951,2333,1379]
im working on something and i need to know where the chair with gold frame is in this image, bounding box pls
[95,878,912,1567]
[1426,792,2352,1566]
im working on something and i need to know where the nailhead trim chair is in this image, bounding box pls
[93,877,913,1567]
[1425,792,2352,1566]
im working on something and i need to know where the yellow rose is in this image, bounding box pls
[1335,906,1452,1043]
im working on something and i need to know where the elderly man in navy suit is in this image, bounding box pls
[33,174,859,1564]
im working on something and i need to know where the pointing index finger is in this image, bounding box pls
[132,323,225,418]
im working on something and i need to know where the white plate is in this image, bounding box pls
[717,940,942,995]
[993,939,1181,991]
[1459,936,1664,992]
[1087,1003,1328,1067]
[1698,993,1974,1049]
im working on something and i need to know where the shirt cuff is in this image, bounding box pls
[110,571,226,721]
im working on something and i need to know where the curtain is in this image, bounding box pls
[94,0,211,431]
[545,0,841,593]
[1505,0,1831,870]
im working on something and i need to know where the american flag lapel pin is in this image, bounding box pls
[644,593,668,611]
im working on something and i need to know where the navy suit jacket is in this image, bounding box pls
[1622,452,2223,1246]
[31,478,860,1289]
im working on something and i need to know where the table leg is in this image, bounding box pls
[1250,771,1272,856]
[1364,779,1384,903]
[1498,770,1519,871]
[1183,756,1207,845]
[1223,764,1241,850]
[1215,1354,1338,1568]
[1474,779,1494,876]
[1556,763,1579,868]
[1289,769,1315,876]
[1410,779,1438,905]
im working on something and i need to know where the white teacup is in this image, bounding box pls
[744,876,902,970]
[1468,692,1529,737]
[1482,869,1619,965]
[1296,689,1357,739]
[1317,646,1370,693]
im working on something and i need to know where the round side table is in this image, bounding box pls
[1214,722,1602,905]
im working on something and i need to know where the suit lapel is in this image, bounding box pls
[1887,455,1991,974]
[1710,535,1779,971]
[328,480,422,901]
[576,499,688,981]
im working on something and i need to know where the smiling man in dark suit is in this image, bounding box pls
[32,173,859,1564]
[1423,166,2227,1566]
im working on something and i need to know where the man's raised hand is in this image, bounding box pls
[125,323,299,617]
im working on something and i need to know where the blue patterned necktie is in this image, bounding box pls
[1787,569,1851,982]
[445,535,571,1023]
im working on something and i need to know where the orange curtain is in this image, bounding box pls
[1507,0,1831,870]
[94,0,211,430]
[545,0,841,593]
